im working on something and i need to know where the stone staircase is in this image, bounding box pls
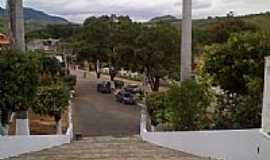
[6,136,206,160]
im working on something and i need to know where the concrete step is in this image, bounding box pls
[6,136,206,160]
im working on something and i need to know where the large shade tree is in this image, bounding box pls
[132,23,180,91]
[74,15,112,76]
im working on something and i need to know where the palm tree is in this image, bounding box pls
[181,0,192,81]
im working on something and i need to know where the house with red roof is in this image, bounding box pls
[0,33,10,48]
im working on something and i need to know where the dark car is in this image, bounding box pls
[124,84,142,94]
[97,81,111,94]
[115,91,137,105]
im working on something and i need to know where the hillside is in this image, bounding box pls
[241,13,270,31]
[0,7,69,34]
[0,7,68,24]
[149,15,179,23]
[23,7,68,24]
[149,13,270,31]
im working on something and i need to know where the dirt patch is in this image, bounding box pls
[9,110,69,135]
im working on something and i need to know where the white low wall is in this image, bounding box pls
[140,110,270,160]
[0,135,70,159]
[0,99,74,159]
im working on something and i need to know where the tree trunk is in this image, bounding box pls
[181,0,192,81]
[96,59,101,79]
[110,74,116,81]
[55,115,62,135]
[143,68,148,94]
[152,77,160,92]
[16,111,30,135]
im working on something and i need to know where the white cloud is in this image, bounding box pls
[2,0,270,23]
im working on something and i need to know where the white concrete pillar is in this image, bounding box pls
[110,81,115,90]
[262,56,270,133]
[181,0,192,81]
[96,59,100,73]
[16,111,30,135]
[140,108,148,136]
[16,119,30,135]
[56,119,63,135]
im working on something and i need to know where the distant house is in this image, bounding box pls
[27,38,59,54]
[0,33,10,48]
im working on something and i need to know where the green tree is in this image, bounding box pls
[201,32,270,94]
[0,51,39,135]
[109,19,143,80]
[133,23,180,91]
[75,16,112,75]
[39,56,64,85]
[33,84,70,135]
[201,32,270,129]
[76,15,140,80]
[145,80,211,131]
[26,24,80,41]
[167,80,211,130]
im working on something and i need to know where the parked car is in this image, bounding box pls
[124,84,143,94]
[115,91,137,105]
[97,81,111,94]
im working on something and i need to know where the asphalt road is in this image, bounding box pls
[72,71,141,137]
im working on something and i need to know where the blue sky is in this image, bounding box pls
[1,0,270,23]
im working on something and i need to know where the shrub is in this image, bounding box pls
[167,80,211,131]
[146,92,169,126]
[212,93,262,129]
[64,75,77,89]
[146,80,212,131]
[33,84,70,134]
[33,84,70,119]
[39,56,64,85]
[212,78,263,129]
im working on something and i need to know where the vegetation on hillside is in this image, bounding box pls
[0,7,70,34]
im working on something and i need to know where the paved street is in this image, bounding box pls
[4,71,206,160]
[72,70,141,137]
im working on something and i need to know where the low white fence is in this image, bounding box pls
[140,109,270,160]
[0,135,70,159]
[0,100,74,159]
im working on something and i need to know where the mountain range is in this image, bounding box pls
[0,7,69,24]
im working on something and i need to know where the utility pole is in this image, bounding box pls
[181,0,192,81]
[8,0,29,135]
[8,0,25,52]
